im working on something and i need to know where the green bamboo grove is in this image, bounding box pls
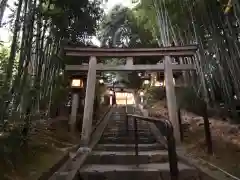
[99,0,240,120]
[0,0,102,134]
[1,0,240,133]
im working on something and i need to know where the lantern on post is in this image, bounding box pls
[155,72,165,87]
[71,79,83,88]
[109,89,114,105]
[109,90,114,95]
[143,80,150,85]
[141,73,151,86]
[69,78,84,132]
[99,79,104,84]
[97,73,106,85]
[139,91,144,104]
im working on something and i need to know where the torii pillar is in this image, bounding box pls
[164,56,181,145]
[81,56,97,146]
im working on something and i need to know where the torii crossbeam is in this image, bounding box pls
[64,45,197,57]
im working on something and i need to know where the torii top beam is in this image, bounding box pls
[63,45,198,57]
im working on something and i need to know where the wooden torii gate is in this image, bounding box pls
[63,45,198,146]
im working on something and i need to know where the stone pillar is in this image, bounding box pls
[180,57,188,87]
[112,91,116,105]
[69,93,79,132]
[126,57,133,66]
[101,96,104,104]
[110,96,113,105]
[164,56,181,145]
[150,72,157,86]
[81,56,97,146]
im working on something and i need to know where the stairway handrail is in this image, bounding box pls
[127,113,179,180]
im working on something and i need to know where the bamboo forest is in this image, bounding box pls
[1,0,240,179]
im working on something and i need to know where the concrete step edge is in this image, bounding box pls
[90,150,168,156]
[97,143,160,148]
[80,163,195,173]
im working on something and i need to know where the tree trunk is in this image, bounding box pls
[0,0,8,27]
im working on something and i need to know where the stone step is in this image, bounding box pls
[85,150,169,164]
[80,163,198,180]
[95,143,164,151]
[106,126,150,128]
[103,129,152,132]
[102,134,153,138]
[104,129,152,132]
[103,131,153,136]
[101,136,156,140]
[99,137,156,144]
[102,134,155,139]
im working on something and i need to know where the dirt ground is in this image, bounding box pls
[1,106,109,180]
[149,101,240,178]
[1,116,80,180]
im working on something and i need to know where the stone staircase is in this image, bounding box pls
[79,109,211,180]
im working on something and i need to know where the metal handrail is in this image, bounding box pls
[127,113,179,180]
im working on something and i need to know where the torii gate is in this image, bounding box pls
[63,45,198,146]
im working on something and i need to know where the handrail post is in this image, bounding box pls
[177,108,184,142]
[125,115,129,135]
[125,105,129,135]
[133,117,139,166]
[127,113,179,179]
[203,103,213,155]
[166,124,179,180]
